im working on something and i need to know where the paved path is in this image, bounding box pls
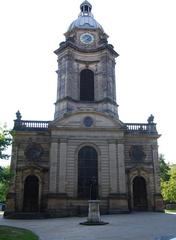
[0,212,176,240]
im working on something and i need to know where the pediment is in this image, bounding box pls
[51,112,124,130]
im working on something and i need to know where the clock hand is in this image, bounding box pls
[86,35,91,41]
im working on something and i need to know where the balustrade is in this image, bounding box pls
[14,120,157,135]
[124,123,157,134]
[14,120,50,131]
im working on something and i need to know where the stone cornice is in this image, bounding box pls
[54,96,118,107]
[54,41,119,57]
[74,59,100,65]
[16,164,49,172]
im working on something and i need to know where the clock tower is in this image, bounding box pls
[54,0,119,120]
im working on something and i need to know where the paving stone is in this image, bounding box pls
[0,212,176,240]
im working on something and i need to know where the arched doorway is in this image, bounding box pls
[133,176,148,211]
[78,146,98,199]
[80,69,94,101]
[23,175,39,212]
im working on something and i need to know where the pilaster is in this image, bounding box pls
[9,142,19,192]
[108,140,129,213]
[49,137,58,193]
[48,138,68,214]
[117,141,126,194]
[108,140,117,193]
[4,142,19,215]
[152,145,164,211]
[152,145,161,193]
[58,139,67,193]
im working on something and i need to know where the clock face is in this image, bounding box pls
[80,33,94,44]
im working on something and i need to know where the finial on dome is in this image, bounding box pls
[80,0,92,16]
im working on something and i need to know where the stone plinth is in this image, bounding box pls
[80,200,108,225]
[87,200,101,223]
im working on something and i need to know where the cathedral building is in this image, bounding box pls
[5,1,163,218]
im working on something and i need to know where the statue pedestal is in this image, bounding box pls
[80,200,108,225]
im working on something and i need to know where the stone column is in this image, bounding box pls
[49,138,58,193]
[152,144,164,212]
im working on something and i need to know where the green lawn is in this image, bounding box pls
[0,225,39,240]
[165,209,176,214]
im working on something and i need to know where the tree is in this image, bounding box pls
[159,154,170,182]
[0,125,12,202]
[0,166,12,202]
[0,125,12,160]
[161,164,176,203]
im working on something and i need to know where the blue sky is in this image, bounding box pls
[0,0,176,166]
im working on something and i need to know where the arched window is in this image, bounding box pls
[80,69,94,101]
[78,146,98,199]
[23,175,39,212]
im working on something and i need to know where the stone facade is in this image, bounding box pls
[5,1,163,218]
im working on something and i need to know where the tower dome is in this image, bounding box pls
[68,0,104,32]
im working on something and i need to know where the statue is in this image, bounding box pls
[80,176,108,225]
[147,114,154,124]
[147,114,157,134]
[16,110,22,121]
[89,176,97,200]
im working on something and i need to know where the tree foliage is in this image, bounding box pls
[0,125,12,202]
[0,165,12,183]
[0,125,12,160]
[160,157,176,203]
[159,154,171,182]
[0,166,12,202]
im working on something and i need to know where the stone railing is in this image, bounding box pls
[13,111,158,135]
[14,120,50,131]
[124,123,158,135]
